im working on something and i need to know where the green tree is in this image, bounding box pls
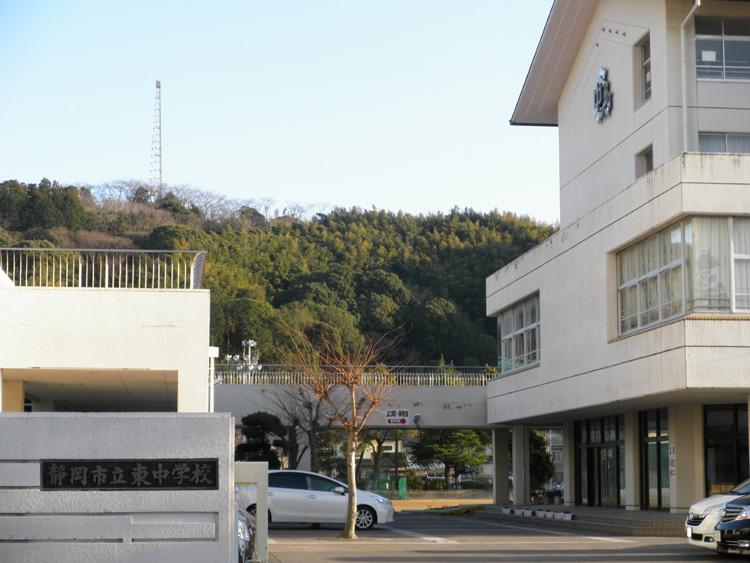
[529,430,555,492]
[410,429,489,488]
[235,412,288,469]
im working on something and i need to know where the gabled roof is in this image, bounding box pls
[511,0,599,126]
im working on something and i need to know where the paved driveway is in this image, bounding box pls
[268,512,720,563]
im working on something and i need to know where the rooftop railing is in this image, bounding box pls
[0,248,206,290]
[214,365,492,387]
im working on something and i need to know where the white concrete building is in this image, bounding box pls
[487,0,750,513]
[0,249,212,413]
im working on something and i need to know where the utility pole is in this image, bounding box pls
[150,79,163,192]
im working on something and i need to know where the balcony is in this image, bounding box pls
[0,248,211,413]
[0,248,206,289]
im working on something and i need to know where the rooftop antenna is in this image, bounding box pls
[150,79,163,192]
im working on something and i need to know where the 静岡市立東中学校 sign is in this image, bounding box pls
[40,459,219,490]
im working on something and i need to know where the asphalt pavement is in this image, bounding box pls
[267,512,722,563]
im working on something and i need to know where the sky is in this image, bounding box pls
[0,1,559,224]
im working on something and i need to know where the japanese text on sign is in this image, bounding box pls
[386,409,409,425]
[40,459,219,491]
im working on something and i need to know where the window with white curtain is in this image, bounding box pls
[686,217,731,310]
[734,218,750,310]
[618,216,750,335]
[498,294,539,373]
[618,224,684,334]
[699,132,750,154]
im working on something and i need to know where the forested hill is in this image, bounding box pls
[0,179,556,365]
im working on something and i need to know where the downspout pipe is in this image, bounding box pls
[682,0,701,153]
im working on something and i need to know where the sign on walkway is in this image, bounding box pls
[386,409,409,425]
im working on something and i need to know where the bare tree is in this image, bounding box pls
[269,385,332,471]
[286,328,392,540]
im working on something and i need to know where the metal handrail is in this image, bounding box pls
[214,365,491,387]
[0,248,207,290]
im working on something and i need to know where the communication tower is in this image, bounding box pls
[150,80,163,191]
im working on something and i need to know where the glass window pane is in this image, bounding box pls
[660,441,671,508]
[526,327,538,362]
[696,38,725,79]
[513,334,525,368]
[699,133,727,153]
[735,261,750,309]
[647,410,657,438]
[269,472,307,490]
[659,408,669,436]
[725,41,750,79]
[648,442,658,507]
[728,134,750,154]
[502,339,513,372]
[734,218,750,255]
[687,217,731,310]
[590,421,601,444]
[639,236,659,274]
[515,305,525,331]
[695,16,723,36]
[724,18,750,37]
[619,247,638,285]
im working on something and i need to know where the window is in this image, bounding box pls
[618,216,750,335]
[552,450,562,463]
[308,475,342,492]
[699,132,750,154]
[636,145,653,178]
[575,416,624,507]
[696,16,750,80]
[268,472,307,490]
[704,405,749,496]
[640,408,670,510]
[641,36,651,101]
[618,223,684,333]
[498,294,540,373]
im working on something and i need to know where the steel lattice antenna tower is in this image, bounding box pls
[150,79,163,192]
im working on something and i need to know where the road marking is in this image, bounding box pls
[451,516,635,543]
[383,527,458,543]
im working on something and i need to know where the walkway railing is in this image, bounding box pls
[0,248,206,289]
[214,365,492,386]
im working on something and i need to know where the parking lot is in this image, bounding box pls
[268,512,722,563]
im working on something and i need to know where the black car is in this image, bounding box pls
[714,494,750,555]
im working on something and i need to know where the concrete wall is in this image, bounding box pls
[486,153,750,425]
[0,288,211,412]
[215,384,489,429]
[0,413,234,563]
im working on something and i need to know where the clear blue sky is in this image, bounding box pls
[0,1,559,223]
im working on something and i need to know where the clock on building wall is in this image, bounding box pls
[593,67,613,123]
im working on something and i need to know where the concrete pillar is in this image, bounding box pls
[623,411,641,511]
[562,421,576,506]
[512,425,530,506]
[1,379,24,412]
[492,428,510,505]
[668,404,704,514]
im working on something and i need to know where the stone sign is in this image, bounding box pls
[41,459,219,491]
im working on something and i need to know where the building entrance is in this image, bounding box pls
[576,416,624,507]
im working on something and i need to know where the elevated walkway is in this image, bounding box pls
[213,365,491,429]
[478,504,686,537]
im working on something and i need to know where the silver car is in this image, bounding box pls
[238,470,395,530]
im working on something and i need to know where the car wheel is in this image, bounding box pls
[355,506,376,530]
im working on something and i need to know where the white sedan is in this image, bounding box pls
[686,478,750,550]
[237,470,395,530]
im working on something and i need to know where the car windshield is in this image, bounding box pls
[729,478,750,495]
